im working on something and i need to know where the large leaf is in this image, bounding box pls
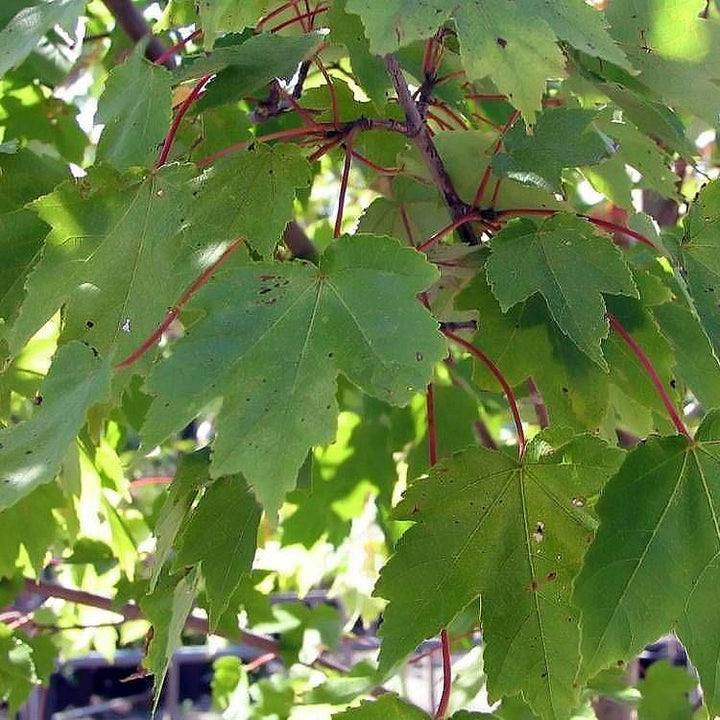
[375,431,623,718]
[141,234,445,515]
[9,165,198,360]
[173,475,261,629]
[486,214,638,367]
[0,342,111,511]
[185,143,310,258]
[96,44,173,171]
[574,411,720,684]
[0,0,86,78]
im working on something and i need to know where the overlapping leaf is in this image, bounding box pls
[486,214,638,367]
[142,234,445,514]
[173,475,261,629]
[574,411,720,687]
[0,342,111,511]
[375,432,623,718]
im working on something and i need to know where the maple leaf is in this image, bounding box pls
[0,342,111,511]
[574,410,720,698]
[96,44,172,170]
[9,165,197,361]
[375,431,623,719]
[486,214,638,367]
[332,693,430,719]
[173,475,261,629]
[141,234,446,515]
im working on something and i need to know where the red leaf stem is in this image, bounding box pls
[269,5,328,33]
[489,176,504,207]
[155,73,212,168]
[422,38,435,76]
[434,70,466,87]
[472,109,520,207]
[434,629,452,719]
[314,56,340,129]
[130,475,173,489]
[257,0,299,30]
[153,28,202,66]
[115,237,246,369]
[605,313,692,440]
[492,208,657,250]
[431,100,468,130]
[350,150,400,175]
[308,136,342,162]
[399,203,415,246]
[245,652,277,672]
[443,329,527,459]
[470,112,504,132]
[278,85,321,127]
[465,93,564,107]
[427,110,456,132]
[196,125,325,167]
[417,213,484,252]
[334,133,355,238]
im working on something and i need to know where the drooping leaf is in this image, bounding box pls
[492,108,610,193]
[680,180,720,353]
[0,342,111,511]
[375,431,623,718]
[184,143,311,258]
[0,0,86,78]
[332,693,430,719]
[0,623,35,715]
[0,483,64,576]
[96,43,173,171]
[141,568,199,697]
[486,214,638,367]
[142,234,445,514]
[173,474,261,629]
[574,411,720,683]
[9,165,198,360]
[150,449,211,590]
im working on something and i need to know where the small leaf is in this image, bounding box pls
[142,234,445,515]
[636,660,696,720]
[486,214,638,367]
[96,44,173,170]
[0,342,111,511]
[173,475,261,629]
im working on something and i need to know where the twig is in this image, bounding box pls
[434,629,452,719]
[384,54,475,245]
[153,28,202,67]
[473,110,520,208]
[334,133,355,238]
[417,213,485,252]
[102,0,172,68]
[605,313,691,440]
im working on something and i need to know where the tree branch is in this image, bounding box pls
[384,54,476,245]
[102,0,172,68]
[23,578,278,653]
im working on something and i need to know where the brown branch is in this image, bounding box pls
[102,0,172,68]
[384,54,476,245]
[23,578,277,653]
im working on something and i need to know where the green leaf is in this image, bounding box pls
[173,475,261,629]
[332,694,430,719]
[0,623,34,715]
[680,180,720,353]
[0,0,86,78]
[0,483,64,576]
[9,165,197,360]
[574,411,720,682]
[486,214,638,367]
[375,431,623,719]
[96,43,172,171]
[456,274,610,432]
[186,143,311,258]
[636,660,695,720]
[151,450,211,590]
[493,108,610,193]
[653,302,720,410]
[195,33,322,109]
[193,0,271,49]
[141,568,199,697]
[0,342,111,511]
[453,3,566,123]
[142,234,445,514]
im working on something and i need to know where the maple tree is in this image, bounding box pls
[2,1,720,718]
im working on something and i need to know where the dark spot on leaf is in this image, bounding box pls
[670,378,677,389]
[562,387,569,393]
[415,351,423,361]
[497,37,507,48]
[259,287,272,295]
[25,450,32,455]
[546,571,557,581]
[86,320,95,328]
[527,580,539,592]
[32,394,43,406]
